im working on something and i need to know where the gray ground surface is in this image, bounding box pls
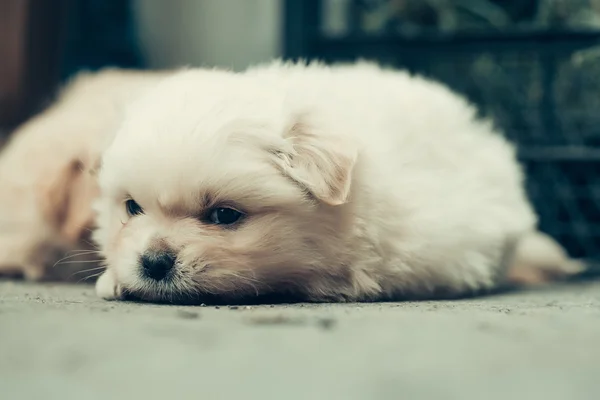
[1,280,599,400]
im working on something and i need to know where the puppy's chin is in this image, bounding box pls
[119,276,308,305]
[120,282,203,305]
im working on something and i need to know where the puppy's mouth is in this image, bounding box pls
[119,279,306,306]
[121,288,205,305]
[119,277,202,305]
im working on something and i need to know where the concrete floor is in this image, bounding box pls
[1,280,599,400]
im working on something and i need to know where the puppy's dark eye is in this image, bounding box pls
[208,208,242,225]
[126,199,144,216]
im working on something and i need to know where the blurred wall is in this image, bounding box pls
[133,0,282,71]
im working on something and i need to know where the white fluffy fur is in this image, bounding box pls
[93,61,580,303]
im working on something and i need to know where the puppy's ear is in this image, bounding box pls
[38,159,99,243]
[271,116,357,206]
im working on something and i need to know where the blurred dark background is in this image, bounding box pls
[0,0,598,261]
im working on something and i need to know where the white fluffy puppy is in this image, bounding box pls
[95,61,581,303]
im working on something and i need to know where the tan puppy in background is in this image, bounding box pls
[0,69,167,281]
[93,61,583,303]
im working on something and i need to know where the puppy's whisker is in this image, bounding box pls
[69,266,106,280]
[80,238,100,249]
[70,266,106,276]
[52,252,102,268]
[63,249,101,257]
[56,259,104,266]
[77,271,105,283]
[54,253,101,265]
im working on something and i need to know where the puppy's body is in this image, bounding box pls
[95,62,580,303]
[0,69,167,280]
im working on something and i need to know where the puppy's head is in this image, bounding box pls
[94,69,358,303]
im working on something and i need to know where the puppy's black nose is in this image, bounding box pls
[140,252,175,281]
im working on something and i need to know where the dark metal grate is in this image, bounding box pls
[284,0,600,260]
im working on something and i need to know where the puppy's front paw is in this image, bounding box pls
[95,270,123,300]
